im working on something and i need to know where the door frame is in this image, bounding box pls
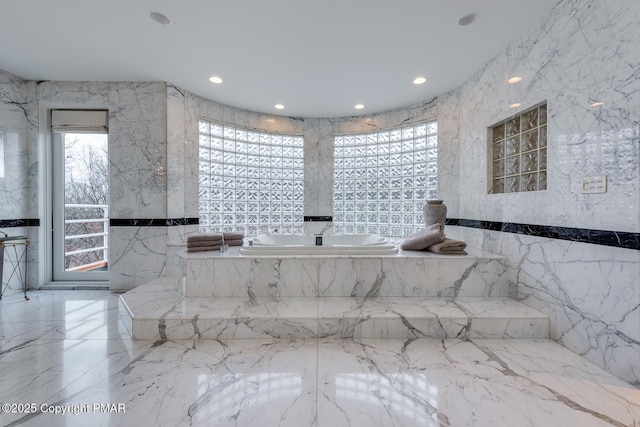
[39,103,110,287]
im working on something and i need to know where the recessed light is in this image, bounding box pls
[275,104,285,110]
[413,77,427,85]
[590,101,605,107]
[150,12,171,25]
[209,76,223,84]
[458,13,477,26]
[508,76,523,84]
[354,104,365,110]
[509,103,522,108]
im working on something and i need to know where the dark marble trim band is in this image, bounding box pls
[446,218,639,250]
[0,219,40,228]
[110,218,199,227]
[304,216,333,222]
[5,217,635,249]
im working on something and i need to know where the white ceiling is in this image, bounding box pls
[0,0,559,118]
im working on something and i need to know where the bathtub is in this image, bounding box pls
[239,233,398,256]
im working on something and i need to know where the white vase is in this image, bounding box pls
[423,200,447,232]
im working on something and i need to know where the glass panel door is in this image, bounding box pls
[52,132,109,282]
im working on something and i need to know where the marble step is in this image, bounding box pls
[120,278,549,340]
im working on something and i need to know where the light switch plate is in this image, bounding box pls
[581,175,607,193]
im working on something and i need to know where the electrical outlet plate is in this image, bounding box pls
[581,176,607,193]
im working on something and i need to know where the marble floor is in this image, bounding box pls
[1,290,639,427]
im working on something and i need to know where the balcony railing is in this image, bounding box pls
[64,204,108,272]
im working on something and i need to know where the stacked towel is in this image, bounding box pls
[222,232,244,246]
[426,238,467,255]
[400,224,445,250]
[186,232,246,252]
[400,224,468,254]
[187,233,223,252]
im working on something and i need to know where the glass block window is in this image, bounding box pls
[333,121,438,238]
[491,104,547,193]
[198,120,304,235]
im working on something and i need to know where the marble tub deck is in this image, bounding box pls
[1,290,639,427]
[120,247,549,341]
[120,278,549,340]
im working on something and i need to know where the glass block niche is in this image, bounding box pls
[198,120,304,235]
[491,104,547,193]
[333,121,438,238]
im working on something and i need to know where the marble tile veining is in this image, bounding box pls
[178,247,509,298]
[456,225,640,386]
[317,339,640,427]
[0,290,639,426]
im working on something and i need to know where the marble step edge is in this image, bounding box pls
[121,278,547,321]
[120,278,549,340]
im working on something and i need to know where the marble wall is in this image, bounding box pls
[22,81,169,290]
[107,82,168,289]
[453,0,640,384]
[0,71,28,219]
[457,1,639,233]
[0,70,30,292]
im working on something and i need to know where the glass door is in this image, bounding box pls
[52,132,109,282]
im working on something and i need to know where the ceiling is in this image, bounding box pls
[0,0,559,118]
